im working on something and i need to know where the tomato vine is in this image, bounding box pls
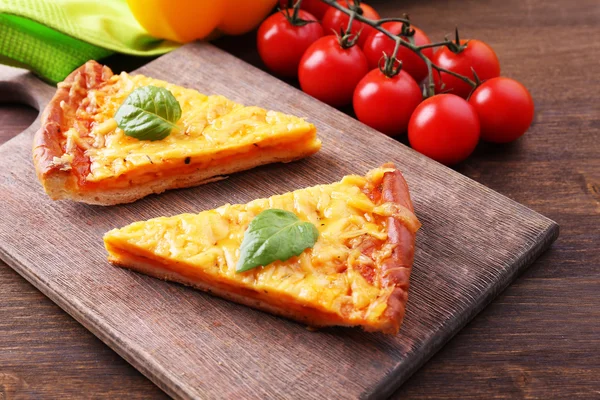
[313,0,478,96]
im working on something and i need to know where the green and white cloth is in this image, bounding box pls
[0,0,179,83]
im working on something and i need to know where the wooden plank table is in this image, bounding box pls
[0,0,598,398]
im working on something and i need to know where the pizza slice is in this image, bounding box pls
[33,61,320,205]
[104,164,420,334]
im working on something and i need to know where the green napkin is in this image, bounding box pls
[0,0,180,83]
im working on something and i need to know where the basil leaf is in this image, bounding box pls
[114,85,182,141]
[236,209,319,273]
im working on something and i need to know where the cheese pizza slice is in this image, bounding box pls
[104,164,420,334]
[33,61,320,205]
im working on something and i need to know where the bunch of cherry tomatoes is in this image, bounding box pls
[257,0,535,165]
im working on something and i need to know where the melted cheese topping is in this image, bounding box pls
[104,168,415,324]
[72,73,318,182]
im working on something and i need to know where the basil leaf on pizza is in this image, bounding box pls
[236,209,319,273]
[114,85,181,141]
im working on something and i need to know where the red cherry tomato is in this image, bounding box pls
[363,22,434,83]
[353,69,422,137]
[299,36,369,107]
[321,2,380,48]
[408,94,480,165]
[257,9,324,78]
[469,77,534,143]
[279,0,331,19]
[432,39,501,98]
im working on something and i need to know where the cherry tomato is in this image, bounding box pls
[353,69,422,137]
[321,2,380,48]
[432,39,500,98]
[408,94,480,165]
[279,0,331,19]
[363,22,433,83]
[469,77,534,143]
[299,36,369,107]
[257,9,324,78]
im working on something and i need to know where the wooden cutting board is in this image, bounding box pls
[0,42,558,399]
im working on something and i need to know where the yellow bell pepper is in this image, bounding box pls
[127,0,278,43]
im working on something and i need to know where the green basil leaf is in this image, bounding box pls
[236,209,319,273]
[114,85,182,141]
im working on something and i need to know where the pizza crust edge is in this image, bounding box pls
[378,163,417,333]
[32,61,112,204]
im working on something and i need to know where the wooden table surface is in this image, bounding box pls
[0,0,598,398]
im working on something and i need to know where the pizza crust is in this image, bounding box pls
[33,61,113,203]
[379,163,417,333]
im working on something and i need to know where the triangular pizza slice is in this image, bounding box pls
[103,164,420,334]
[33,61,320,205]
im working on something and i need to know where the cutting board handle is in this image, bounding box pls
[0,65,55,112]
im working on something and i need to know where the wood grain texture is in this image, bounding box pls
[0,0,597,398]
[0,38,558,400]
